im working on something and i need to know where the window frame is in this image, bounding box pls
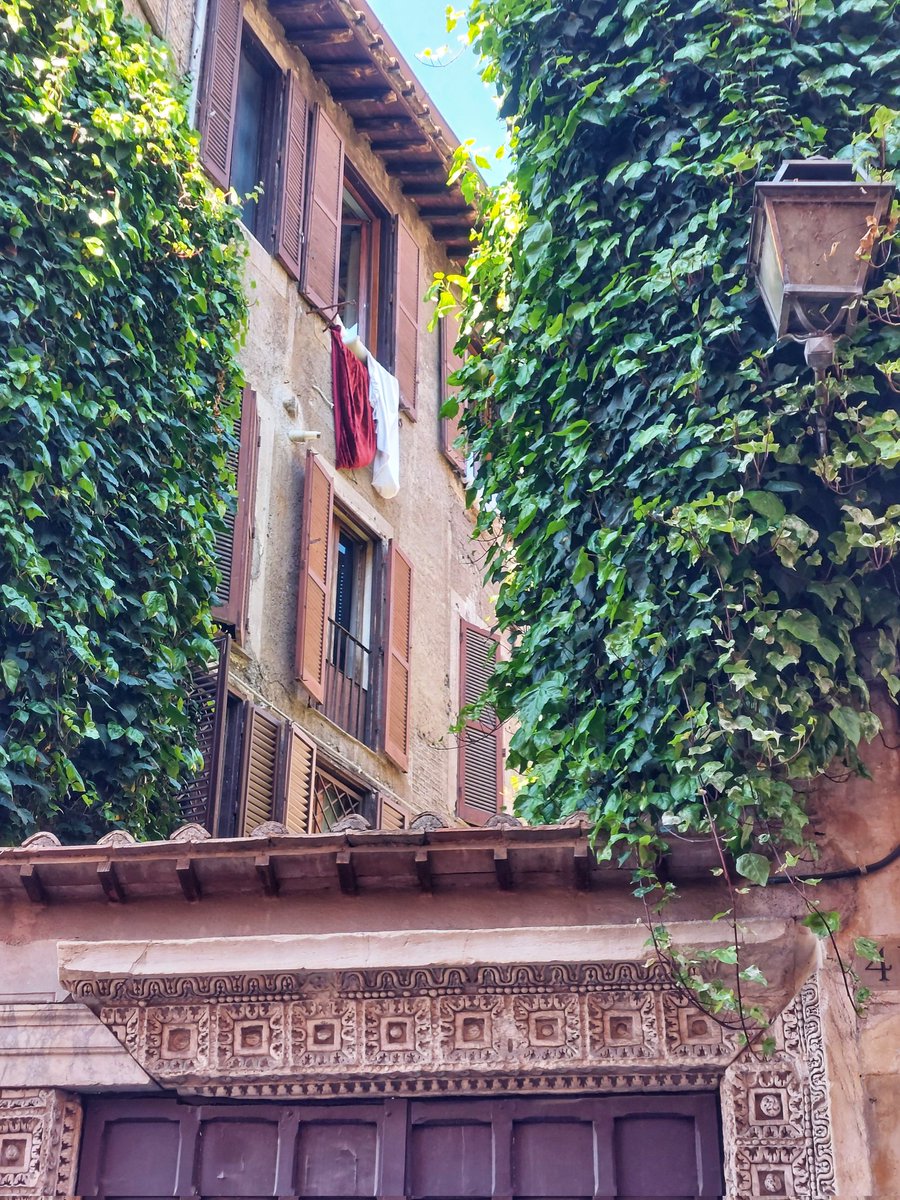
[230,26,283,247]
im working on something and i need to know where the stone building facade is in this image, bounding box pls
[121,0,502,840]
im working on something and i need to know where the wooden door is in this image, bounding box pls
[78,1092,723,1197]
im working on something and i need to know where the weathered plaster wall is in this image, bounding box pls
[805,691,900,1200]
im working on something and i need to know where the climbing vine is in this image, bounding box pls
[0,0,246,843]
[438,0,900,1025]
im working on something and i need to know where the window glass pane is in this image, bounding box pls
[232,46,266,234]
[338,200,364,330]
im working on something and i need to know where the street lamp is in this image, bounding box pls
[748,158,894,370]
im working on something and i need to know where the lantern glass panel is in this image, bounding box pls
[771,197,871,288]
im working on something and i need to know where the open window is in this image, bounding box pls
[337,175,383,347]
[295,451,413,766]
[197,0,308,274]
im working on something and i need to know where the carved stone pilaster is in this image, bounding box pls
[722,979,835,1199]
[0,1089,81,1199]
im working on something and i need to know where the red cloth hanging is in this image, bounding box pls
[331,327,376,469]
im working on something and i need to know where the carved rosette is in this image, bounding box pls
[0,1089,81,1199]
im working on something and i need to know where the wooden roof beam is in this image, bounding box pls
[415,848,433,893]
[97,859,126,903]
[276,24,355,44]
[175,857,201,902]
[330,85,398,104]
[336,848,357,895]
[20,863,46,904]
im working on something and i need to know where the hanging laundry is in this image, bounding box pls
[330,326,375,470]
[367,355,401,499]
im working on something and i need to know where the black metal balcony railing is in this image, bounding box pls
[323,618,372,745]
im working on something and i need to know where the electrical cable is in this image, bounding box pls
[767,841,900,884]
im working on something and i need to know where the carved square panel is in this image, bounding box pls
[0,1134,31,1173]
[217,1003,285,1071]
[160,1024,197,1060]
[0,1115,42,1192]
[752,1165,792,1196]
[663,996,737,1060]
[437,996,503,1062]
[455,1012,492,1049]
[529,1011,565,1046]
[513,996,581,1060]
[145,1006,210,1074]
[587,992,657,1060]
[363,999,429,1064]
[291,1000,357,1066]
[752,1090,787,1124]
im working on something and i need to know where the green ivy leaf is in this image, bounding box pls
[735,853,771,887]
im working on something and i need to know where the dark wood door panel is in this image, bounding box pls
[78,1092,723,1199]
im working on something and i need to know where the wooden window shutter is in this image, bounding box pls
[239,704,282,835]
[301,105,344,310]
[180,635,230,830]
[212,386,259,641]
[274,73,309,281]
[295,449,334,702]
[197,0,244,190]
[379,797,406,831]
[394,220,421,416]
[280,723,316,833]
[457,620,503,825]
[440,312,467,475]
[383,542,413,771]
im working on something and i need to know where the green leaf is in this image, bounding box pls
[802,910,842,938]
[852,937,883,963]
[1,660,21,692]
[735,853,770,887]
[831,706,862,745]
[744,491,785,523]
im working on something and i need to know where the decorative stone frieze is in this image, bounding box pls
[62,957,836,1198]
[74,960,744,1098]
[0,1089,80,1198]
[722,980,835,1198]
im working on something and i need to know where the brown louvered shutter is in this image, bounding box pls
[394,220,421,416]
[197,0,244,190]
[280,723,316,833]
[239,705,282,834]
[457,620,503,825]
[301,105,344,310]
[383,542,413,771]
[295,450,334,702]
[379,797,406,831]
[180,635,230,830]
[440,312,466,474]
[274,72,308,280]
[212,386,258,642]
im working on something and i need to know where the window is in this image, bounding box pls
[181,646,318,838]
[295,451,414,769]
[197,0,308,276]
[310,762,376,833]
[323,512,378,745]
[337,179,382,346]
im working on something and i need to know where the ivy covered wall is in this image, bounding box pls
[0,0,246,843]
[449,0,900,877]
